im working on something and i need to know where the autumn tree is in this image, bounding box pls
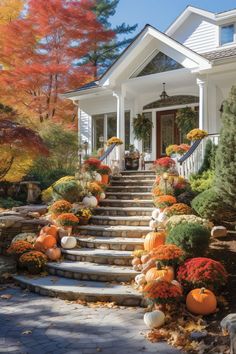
[0,105,48,182]
[81,0,137,79]
[0,0,114,123]
[0,0,24,24]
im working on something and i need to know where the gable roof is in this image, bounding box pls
[166,5,236,36]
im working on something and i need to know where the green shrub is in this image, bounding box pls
[42,176,84,203]
[198,139,217,174]
[0,197,23,209]
[191,187,223,220]
[166,222,210,257]
[189,170,215,193]
[165,214,213,233]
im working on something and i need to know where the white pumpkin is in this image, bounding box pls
[135,273,146,286]
[157,212,168,223]
[61,236,77,249]
[100,192,106,200]
[94,172,102,182]
[149,219,159,230]
[144,310,165,329]
[152,209,160,219]
[82,196,98,208]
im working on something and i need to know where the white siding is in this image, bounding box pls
[172,14,218,53]
[79,109,92,150]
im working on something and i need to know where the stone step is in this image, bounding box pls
[78,224,151,238]
[106,186,152,193]
[62,248,132,265]
[112,175,156,181]
[105,192,152,200]
[90,215,150,226]
[77,236,144,251]
[99,199,154,208]
[111,180,154,186]
[121,170,155,175]
[14,275,143,306]
[47,261,139,283]
[93,206,154,216]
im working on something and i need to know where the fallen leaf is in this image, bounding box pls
[0,294,12,300]
[21,330,32,335]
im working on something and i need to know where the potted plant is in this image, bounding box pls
[98,164,111,184]
[133,113,153,153]
[125,145,140,170]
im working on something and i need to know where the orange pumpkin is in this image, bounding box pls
[45,247,61,261]
[186,288,217,315]
[34,234,56,251]
[145,266,174,283]
[144,232,166,251]
[101,174,109,185]
[40,225,58,239]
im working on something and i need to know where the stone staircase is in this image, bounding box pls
[14,170,155,306]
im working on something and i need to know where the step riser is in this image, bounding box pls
[63,253,132,266]
[90,219,149,226]
[100,200,154,207]
[78,229,148,238]
[106,187,152,193]
[93,209,153,216]
[106,194,152,200]
[48,267,136,283]
[15,279,143,306]
[111,181,154,186]
[78,240,144,251]
[112,176,156,181]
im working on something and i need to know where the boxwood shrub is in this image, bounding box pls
[166,222,210,257]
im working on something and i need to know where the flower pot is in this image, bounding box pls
[101,174,109,184]
[79,217,90,225]
[125,158,139,171]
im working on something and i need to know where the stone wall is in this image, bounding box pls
[0,214,48,255]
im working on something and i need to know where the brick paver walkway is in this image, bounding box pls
[0,285,181,354]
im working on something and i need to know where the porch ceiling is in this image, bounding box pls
[124,68,196,97]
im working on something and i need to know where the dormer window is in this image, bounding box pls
[220,24,235,45]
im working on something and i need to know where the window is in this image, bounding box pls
[220,24,234,45]
[136,51,183,77]
[92,113,117,150]
[93,115,104,151]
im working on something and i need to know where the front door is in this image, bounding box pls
[156,110,180,158]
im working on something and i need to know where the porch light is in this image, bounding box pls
[160,83,169,101]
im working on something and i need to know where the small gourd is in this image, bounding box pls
[186,288,217,315]
[144,310,165,329]
[152,209,160,219]
[157,212,168,223]
[135,273,146,286]
[61,236,77,249]
[94,173,102,182]
[82,196,98,208]
[149,219,159,230]
[132,257,141,266]
[100,192,106,200]
[141,254,150,264]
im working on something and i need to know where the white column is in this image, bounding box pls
[151,110,156,161]
[113,89,125,170]
[197,78,208,130]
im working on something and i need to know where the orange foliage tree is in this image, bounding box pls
[0,0,114,124]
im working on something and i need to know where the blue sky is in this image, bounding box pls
[111,0,236,33]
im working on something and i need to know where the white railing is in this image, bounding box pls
[100,144,123,175]
[177,134,220,179]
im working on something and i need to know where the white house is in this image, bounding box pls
[63,5,236,164]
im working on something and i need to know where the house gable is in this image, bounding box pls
[133,50,183,78]
[166,6,236,54]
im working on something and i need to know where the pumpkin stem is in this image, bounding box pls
[156,261,162,270]
[200,287,206,294]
